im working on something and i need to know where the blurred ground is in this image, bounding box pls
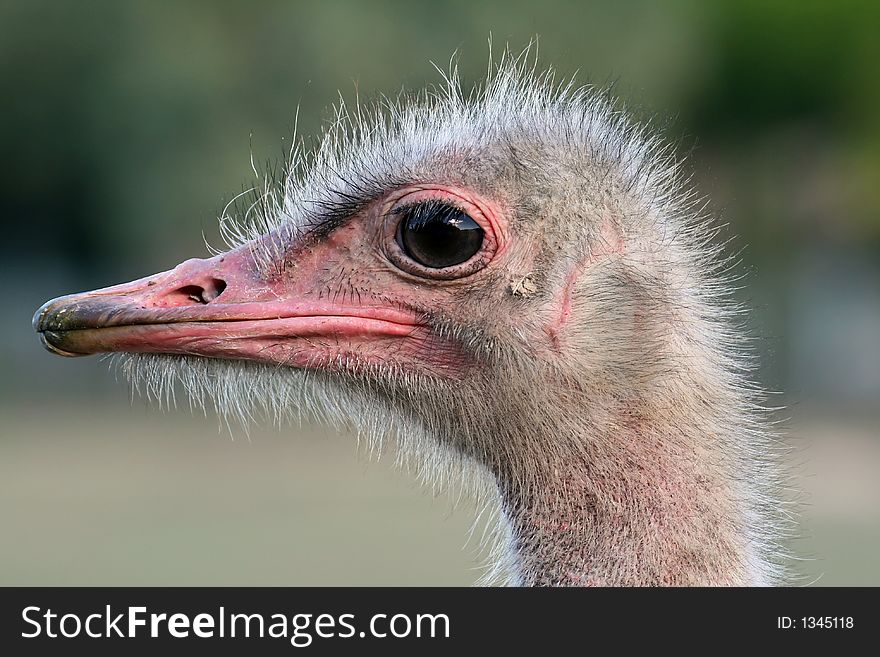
[791,414,880,585]
[1,404,877,586]
[0,405,479,586]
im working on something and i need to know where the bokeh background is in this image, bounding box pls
[2,0,878,585]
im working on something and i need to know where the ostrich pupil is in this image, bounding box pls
[397,203,483,269]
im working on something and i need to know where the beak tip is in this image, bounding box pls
[34,296,88,357]
[34,294,73,333]
[33,298,54,333]
[37,330,83,357]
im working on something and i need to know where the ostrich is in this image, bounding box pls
[33,56,789,586]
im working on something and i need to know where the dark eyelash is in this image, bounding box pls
[304,172,415,240]
[392,199,467,229]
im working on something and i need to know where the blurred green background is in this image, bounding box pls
[1,0,878,585]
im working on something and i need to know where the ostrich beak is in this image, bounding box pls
[33,246,421,366]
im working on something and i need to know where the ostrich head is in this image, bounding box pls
[34,55,787,586]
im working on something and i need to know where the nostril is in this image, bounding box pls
[177,285,209,304]
[165,279,227,306]
[202,278,227,303]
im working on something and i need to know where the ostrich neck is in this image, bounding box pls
[492,387,762,587]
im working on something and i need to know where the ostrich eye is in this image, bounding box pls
[395,201,484,269]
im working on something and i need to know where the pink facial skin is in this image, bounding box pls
[33,185,509,378]
[546,215,624,350]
